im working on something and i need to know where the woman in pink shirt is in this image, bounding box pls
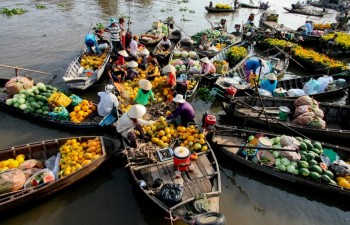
[119,18,126,49]
[200,57,216,75]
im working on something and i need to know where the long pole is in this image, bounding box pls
[0,64,56,77]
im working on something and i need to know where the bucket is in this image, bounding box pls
[257,137,272,149]
[173,147,191,171]
[98,43,108,51]
[278,106,290,121]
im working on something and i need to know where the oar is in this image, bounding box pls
[272,45,308,71]
[0,64,57,78]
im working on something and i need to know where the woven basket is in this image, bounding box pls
[256,150,275,166]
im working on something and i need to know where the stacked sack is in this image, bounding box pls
[292,96,326,129]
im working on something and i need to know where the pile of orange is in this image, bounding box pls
[69,99,96,123]
[59,137,102,177]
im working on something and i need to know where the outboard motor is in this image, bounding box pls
[202,112,217,130]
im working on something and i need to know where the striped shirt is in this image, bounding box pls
[106,25,121,41]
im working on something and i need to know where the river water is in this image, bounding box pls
[1,0,350,224]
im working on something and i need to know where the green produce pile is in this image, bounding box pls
[191,29,221,45]
[197,86,215,102]
[36,4,46,9]
[0,7,28,16]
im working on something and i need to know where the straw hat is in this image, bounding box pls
[127,60,138,68]
[173,94,185,103]
[274,87,287,94]
[127,104,146,119]
[118,50,128,57]
[105,84,115,93]
[140,48,149,55]
[139,79,152,91]
[200,57,210,64]
[163,64,176,73]
[265,73,277,81]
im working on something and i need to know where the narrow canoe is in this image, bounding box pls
[63,40,111,90]
[0,136,120,212]
[152,30,182,65]
[204,6,237,13]
[206,125,350,198]
[283,7,324,17]
[222,96,350,145]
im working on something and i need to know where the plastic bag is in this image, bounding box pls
[331,160,350,177]
[5,76,34,96]
[0,169,26,194]
[258,88,272,97]
[24,169,55,188]
[303,79,321,95]
[19,159,43,170]
[280,146,301,161]
[294,105,324,118]
[47,92,72,108]
[292,112,326,129]
[317,76,333,93]
[294,96,319,108]
[280,135,300,148]
[44,153,61,180]
[156,183,183,206]
[287,89,306,97]
[70,94,83,107]
[48,106,69,120]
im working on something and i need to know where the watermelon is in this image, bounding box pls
[323,170,334,179]
[43,175,55,184]
[309,171,321,180]
[310,165,323,174]
[308,159,318,166]
[299,168,310,177]
[298,161,309,169]
[313,141,322,150]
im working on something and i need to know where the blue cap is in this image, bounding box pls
[109,18,116,25]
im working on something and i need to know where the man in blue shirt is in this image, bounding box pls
[244,57,264,82]
[85,34,101,54]
[304,21,313,35]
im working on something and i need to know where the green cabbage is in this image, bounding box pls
[36,82,46,91]
[19,104,27,110]
[6,98,13,105]
[286,165,296,173]
[281,157,290,166]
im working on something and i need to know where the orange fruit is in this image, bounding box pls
[69,111,76,117]
[74,106,81,112]
[82,106,89,111]
[161,136,167,142]
[83,112,89,117]
[166,111,172,116]
[158,130,165,137]
[78,111,84,116]
[91,105,96,111]
[82,100,89,105]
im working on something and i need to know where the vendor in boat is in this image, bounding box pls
[324,34,338,55]
[119,17,126,49]
[138,48,150,69]
[106,56,126,83]
[128,35,140,61]
[125,60,139,81]
[166,94,195,126]
[134,79,155,105]
[247,13,255,24]
[200,57,216,76]
[146,52,160,67]
[105,18,123,55]
[199,33,208,50]
[158,64,176,93]
[84,33,101,54]
[243,57,266,82]
[116,50,129,66]
[304,20,313,35]
[209,1,213,8]
[160,36,172,51]
[259,73,277,94]
[116,104,156,148]
[146,59,160,80]
[97,84,119,117]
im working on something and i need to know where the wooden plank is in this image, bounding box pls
[140,167,155,188]
[187,161,204,180]
[181,171,190,182]
[212,135,242,146]
[201,177,213,193]
[149,166,161,183]
[181,183,191,200]
[186,181,199,197]
[194,178,205,193]
[157,164,173,184]
[195,157,208,176]
[198,155,215,177]
[166,163,184,185]
[192,180,203,195]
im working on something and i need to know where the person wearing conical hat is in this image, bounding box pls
[260,73,277,94]
[105,55,126,83]
[125,60,139,81]
[158,64,176,93]
[116,49,129,66]
[166,94,195,126]
[134,79,155,105]
[97,84,119,117]
[115,104,156,147]
[200,57,216,76]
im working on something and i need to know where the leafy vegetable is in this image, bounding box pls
[0,7,28,16]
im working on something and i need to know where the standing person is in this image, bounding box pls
[125,60,139,81]
[129,35,139,61]
[119,17,126,49]
[160,36,172,51]
[200,57,216,75]
[259,73,277,94]
[84,33,101,54]
[105,56,127,83]
[97,84,119,117]
[158,64,176,93]
[116,104,156,148]
[134,79,155,105]
[209,1,213,8]
[105,18,123,55]
[325,34,338,55]
[166,94,195,126]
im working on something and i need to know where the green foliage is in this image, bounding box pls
[36,4,46,9]
[0,7,28,16]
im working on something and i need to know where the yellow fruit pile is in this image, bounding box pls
[215,4,232,9]
[337,176,350,189]
[155,49,170,56]
[215,43,227,50]
[69,99,96,123]
[80,53,107,71]
[187,79,197,90]
[0,154,25,172]
[143,116,208,152]
[59,138,102,177]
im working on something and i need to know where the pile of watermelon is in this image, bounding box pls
[5,82,58,116]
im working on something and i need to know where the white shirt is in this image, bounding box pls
[97,91,119,117]
[129,40,138,54]
[161,38,171,46]
[116,113,154,138]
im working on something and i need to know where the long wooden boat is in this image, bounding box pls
[139,30,165,46]
[214,72,350,101]
[222,96,350,145]
[206,125,350,198]
[204,6,237,13]
[259,11,294,33]
[239,2,270,9]
[0,136,120,212]
[63,40,111,90]
[0,78,104,129]
[308,1,339,10]
[124,139,222,224]
[152,30,182,65]
[201,41,253,85]
[283,7,323,17]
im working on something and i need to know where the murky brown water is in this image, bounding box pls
[1,0,350,224]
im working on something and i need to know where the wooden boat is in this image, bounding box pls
[222,96,350,145]
[0,136,120,212]
[206,125,350,198]
[0,78,104,129]
[201,41,253,85]
[239,2,270,9]
[283,7,323,17]
[204,6,237,13]
[63,39,111,90]
[259,11,294,33]
[124,139,222,224]
[152,30,182,64]
[308,1,340,10]
[294,32,322,45]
